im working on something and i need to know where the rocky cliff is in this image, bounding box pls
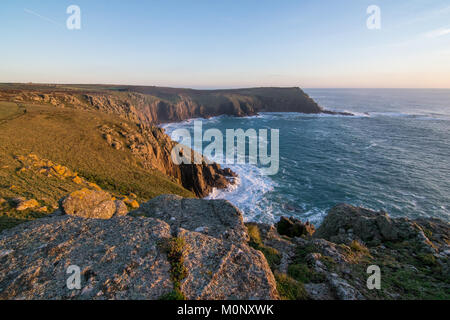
[0,84,348,127]
[0,191,278,300]
[0,85,240,198]
[251,204,449,300]
[0,84,340,198]
[1,189,448,300]
[98,121,235,197]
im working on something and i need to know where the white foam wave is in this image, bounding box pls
[366,112,450,120]
[207,162,277,222]
[160,116,278,222]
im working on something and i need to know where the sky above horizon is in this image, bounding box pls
[1,0,450,89]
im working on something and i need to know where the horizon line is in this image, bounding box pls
[1,82,450,91]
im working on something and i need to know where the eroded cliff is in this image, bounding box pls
[0,84,340,126]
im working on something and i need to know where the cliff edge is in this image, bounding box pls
[1,189,448,300]
[0,191,278,300]
[0,84,349,126]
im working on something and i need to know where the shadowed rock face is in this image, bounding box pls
[99,123,236,197]
[276,216,315,238]
[0,193,279,300]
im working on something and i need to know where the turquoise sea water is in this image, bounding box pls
[163,89,450,225]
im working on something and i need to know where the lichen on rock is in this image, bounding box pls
[0,193,279,300]
[61,188,128,219]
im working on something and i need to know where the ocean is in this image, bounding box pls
[162,89,450,225]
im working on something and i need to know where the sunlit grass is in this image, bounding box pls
[0,102,194,231]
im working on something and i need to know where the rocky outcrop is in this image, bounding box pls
[0,215,173,300]
[315,204,446,251]
[99,122,235,197]
[129,195,249,243]
[0,193,278,300]
[249,204,450,300]
[1,191,448,300]
[178,228,277,300]
[128,195,278,299]
[276,216,315,238]
[12,197,39,211]
[15,153,104,191]
[61,189,128,219]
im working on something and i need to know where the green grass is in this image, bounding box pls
[247,224,262,245]
[159,237,188,300]
[259,246,282,270]
[165,237,188,286]
[350,240,370,255]
[293,243,317,261]
[246,224,281,271]
[0,101,24,122]
[416,253,438,267]
[159,289,186,300]
[287,263,326,284]
[380,268,450,300]
[0,102,194,232]
[344,238,450,300]
[0,198,48,231]
[275,272,309,300]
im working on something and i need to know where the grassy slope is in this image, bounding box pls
[0,101,25,122]
[0,101,194,231]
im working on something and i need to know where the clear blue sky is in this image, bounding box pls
[1,0,449,88]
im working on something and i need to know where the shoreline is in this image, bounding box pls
[159,110,450,225]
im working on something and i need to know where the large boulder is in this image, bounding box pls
[179,228,278,300]
[276,216,315,238]
[61,188,127,219]
[0,195,278,300]
[129,194,249,244]
[127,195,279,299]
[0,216,173,299]
[315,204,425,245]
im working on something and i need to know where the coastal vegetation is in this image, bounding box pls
[159,237,188,300]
